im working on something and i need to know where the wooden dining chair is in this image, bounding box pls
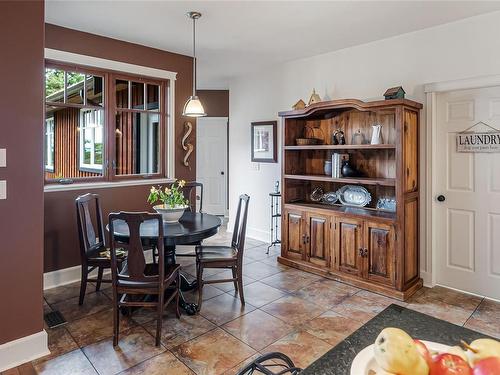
[195,194,250,311]
[76,193,124,305]
[109,211,181,347]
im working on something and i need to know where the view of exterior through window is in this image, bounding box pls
[44,62,167,183]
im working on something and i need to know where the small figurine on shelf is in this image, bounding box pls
[274,180,280,194]
[332,129,346,145]
[292,99,306,110]
[307,89,322,106]
[352,128,365,145]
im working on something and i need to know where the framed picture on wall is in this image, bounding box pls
[251,121,277,163]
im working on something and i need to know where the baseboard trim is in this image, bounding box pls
[246,227,270,243]
[420,271,433,288]
[0,331,49,372]
[44,265,110,291]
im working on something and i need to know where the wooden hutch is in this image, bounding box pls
[278,98,423,300]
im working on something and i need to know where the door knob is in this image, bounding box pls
[437,195,446,202]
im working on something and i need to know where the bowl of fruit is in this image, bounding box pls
[350,327,500,374]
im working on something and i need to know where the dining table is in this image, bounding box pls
[108,211,222,315]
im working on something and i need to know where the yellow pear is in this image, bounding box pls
[374,328,429,375]
[468,338,500,364]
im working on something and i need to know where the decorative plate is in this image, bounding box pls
[350,340,450,375]
[338,185,371,207]
[310,187,324,202]
[321,191,339,205]
[376,198,396,212]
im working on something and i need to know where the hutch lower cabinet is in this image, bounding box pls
[278,99,423,300]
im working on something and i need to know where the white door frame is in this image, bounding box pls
[196,116,229,216]
[424,73,500,290]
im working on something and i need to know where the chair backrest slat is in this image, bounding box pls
[182,181,204,213]
[109,212,164,284]
[232,194,250,262]
[76,193,106,258]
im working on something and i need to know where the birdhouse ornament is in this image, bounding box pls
[307,89,322,106]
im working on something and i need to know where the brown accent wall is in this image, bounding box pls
[0,1,45,344]
[44,25,196,272]
[198,90,229,117]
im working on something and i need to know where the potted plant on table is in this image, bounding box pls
[148,180,189,223]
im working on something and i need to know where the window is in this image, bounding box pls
[44,62,168,184]
[79,109,104,172]
[114,78,161,176]
[45,116,55,172]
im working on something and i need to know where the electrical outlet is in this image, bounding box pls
[0,149,5,167]
[0,180,6,199]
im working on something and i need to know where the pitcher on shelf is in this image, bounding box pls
[370,124,383,145]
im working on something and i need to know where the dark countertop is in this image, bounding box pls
[302,304,489,375]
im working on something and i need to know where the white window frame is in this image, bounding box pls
[79,109,104,173]
[45,117,55,172]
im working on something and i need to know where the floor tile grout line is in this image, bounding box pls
[217,312,298,354]
[462,296,484,327]
[168,326,221,375]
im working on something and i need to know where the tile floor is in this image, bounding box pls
[3,225,499,375]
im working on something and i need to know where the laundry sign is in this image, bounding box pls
[456,122,500,153]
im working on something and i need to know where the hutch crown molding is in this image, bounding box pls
[278,98,423,300]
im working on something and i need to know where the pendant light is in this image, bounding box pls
[182,11,206,117]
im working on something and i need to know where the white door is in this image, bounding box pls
[435,86,500,299]
[196,117,228,215]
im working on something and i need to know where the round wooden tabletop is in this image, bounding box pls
[109,212,222,246]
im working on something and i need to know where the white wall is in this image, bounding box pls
[228,11,500,283]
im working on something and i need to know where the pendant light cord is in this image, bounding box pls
[192,16,197,96]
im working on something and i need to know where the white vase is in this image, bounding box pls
[153,204,188,223]
[370,124,383,145]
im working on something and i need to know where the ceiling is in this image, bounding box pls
[45,1,500,89]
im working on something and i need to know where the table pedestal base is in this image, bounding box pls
[165,245,199,315]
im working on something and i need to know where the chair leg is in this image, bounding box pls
[96,266,103,292]
[156,289,164,347]
[175,272,181,319]
[113,296,120,346]
[237,268,245,305]
[197,264,204,312]
[231,266,238,293]
[79,266,88,305]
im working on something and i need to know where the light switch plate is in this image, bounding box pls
[0,149,5,167]
[0,180,6,199]
[250,163,260,171]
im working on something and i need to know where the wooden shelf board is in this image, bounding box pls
[283,174,396,186]
[285,201,396,221]
[284,144,396,151]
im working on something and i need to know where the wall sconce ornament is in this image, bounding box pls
[182,121,194,168]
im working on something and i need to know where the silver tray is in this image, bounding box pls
[338,185,371,207]
[321,191,339,205]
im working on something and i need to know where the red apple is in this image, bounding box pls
[433,353,472,375]
[473,357,500,375]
